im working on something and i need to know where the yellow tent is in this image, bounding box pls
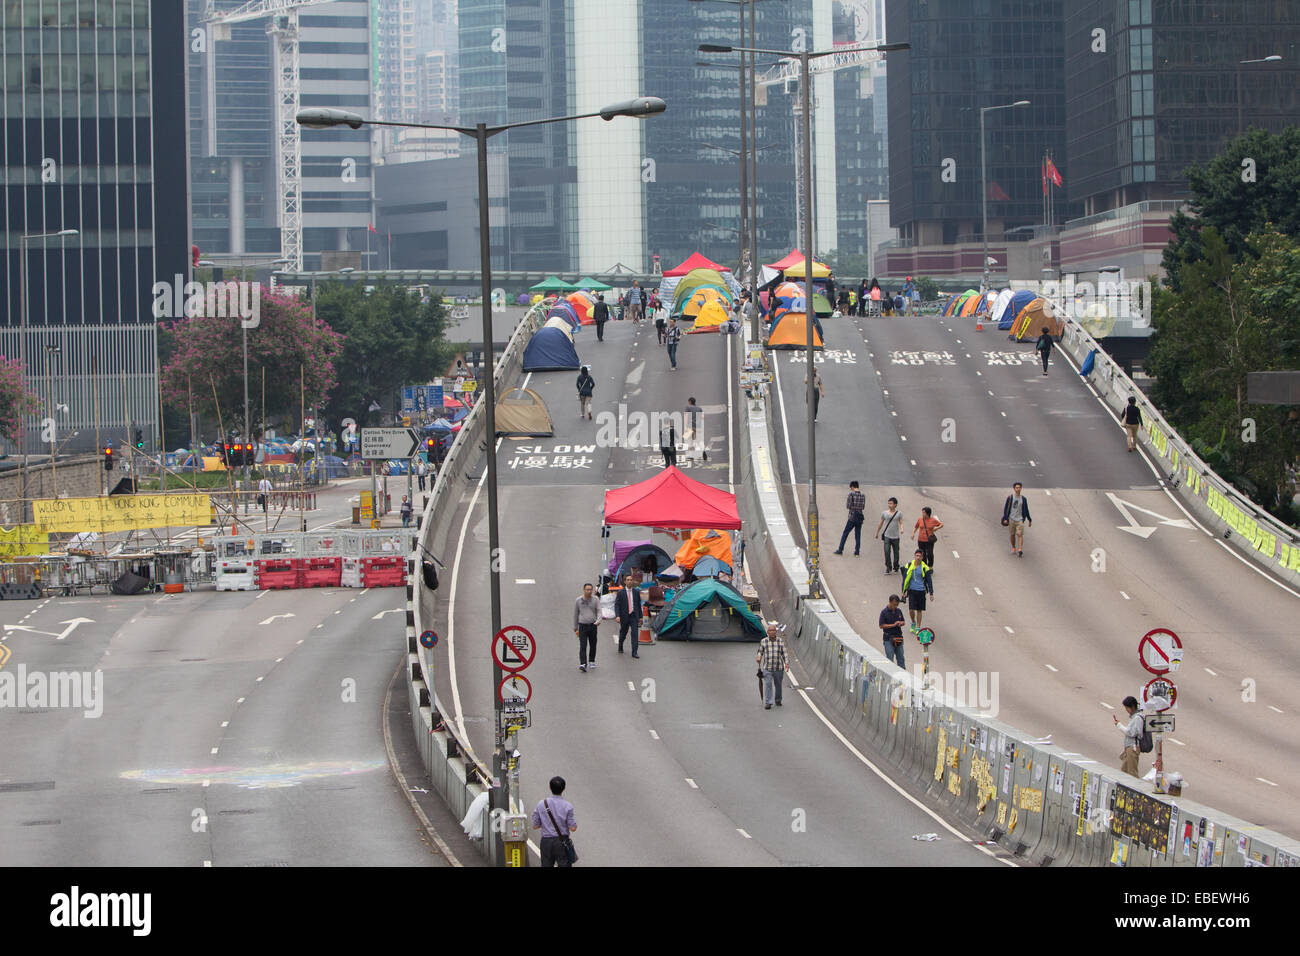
[781,259,831,278]
[688,299,731,333]
[682,285,731,317]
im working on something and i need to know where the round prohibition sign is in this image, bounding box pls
[420,630,438,649]
[1142,676,1178,712]
[492,625,536,673]
[498,673,533,706]
[1138,628,1183,675]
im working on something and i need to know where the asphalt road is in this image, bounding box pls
[0,583,434,866]
[431,316,1007,866]
[769,310,1300,839]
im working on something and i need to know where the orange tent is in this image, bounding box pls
[767,311,824,350]
[674,528,734,571]
[566,291,596,325]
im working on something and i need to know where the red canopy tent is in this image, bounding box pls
[663,252,733,277]
[603,466,741,530]
[764,249,812,272]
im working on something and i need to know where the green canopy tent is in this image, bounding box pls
[530,275,577,293]
[576,276,612,291]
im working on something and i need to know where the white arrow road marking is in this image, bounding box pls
[1106,492,1194,538]
[3,618,94,640]
[258,613,295,625]
[371,608,403,620]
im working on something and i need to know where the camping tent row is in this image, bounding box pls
[941,288,1062,338]
[670,267,736,333]
[759,250,834,318]
[765,279,825,350]
[656,252,742,307]
[522,314,582,371]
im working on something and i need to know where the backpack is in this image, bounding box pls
[1137,716,1154,753]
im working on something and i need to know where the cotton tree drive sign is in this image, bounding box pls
[360,427,419,460]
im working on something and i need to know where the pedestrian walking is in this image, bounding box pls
[1122,395,1143,452]
[400,495,413,527]
[665,317,682,369]
[868,279,882,317]
[857,279,868,316]
[593,294,610,342]
[804,365,824,422]
[874,496,902,574]
[1001,481,1031,557]
[683,396,708,461]
[654,294,667,344]
[257,475,272,514]
[900,549,934,633]
[1035,326,1054,375]
[1113,696,1146,777]
[415,458,427,492]
[573,582,601,671]
[615,573,642,658]
[756,623,789,709]
[879,594,907,667]
[833,480,866,556]
[531,776,578,867]
[658,416,677,468]
[576,365,595,420]
[911,506,943,568]
[624,280,645,323]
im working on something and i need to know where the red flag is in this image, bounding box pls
[988,182,1010,202]
[1046,156,1063,188]
[367,223,378,233]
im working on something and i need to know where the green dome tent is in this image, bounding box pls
[651,578,764,641]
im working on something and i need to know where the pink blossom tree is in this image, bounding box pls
[0,355,42,444]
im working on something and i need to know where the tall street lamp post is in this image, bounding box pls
[701,41,907,599]
[18,228,77,518]
[1236,55,1282,135]
[298,97,666,823]
[980,100,1030,294]
[702,140,779,341]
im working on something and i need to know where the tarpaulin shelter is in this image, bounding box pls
[674,527,734,571]
[996,289,1039,329]
[494,387,554,438]
[522,320,581,371]
[766,310,824,349]
[1010,297,1062,340]
[530,275,576,293]
[650,579,764,641]
[603,466,741,530]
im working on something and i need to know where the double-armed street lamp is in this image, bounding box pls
[700,39,907,598]
[298,96,666,821]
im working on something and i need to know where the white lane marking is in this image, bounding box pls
[1119,591,1130,600]
[976,371,982,376]
[685,778,699,789]
[795,687,1012,864]
[649,729,660,740]
[1029,460,1036,467]
[1063,516,1071,525]
[255,676,264,682]
[236,697,245,704]
[220,721,229,728]
[1015,435,1022,442]
[1257,777,1278,787]
[274,657,283,663]
[1044,489,1052,496]
[1168,737,1185,746]
[737,828,752,839]
[900,435,908,442]
[951,550,959,559]
[1099,701,1114,710]
[1044,664,1058,672]
[1004,626,1015,635]
[973,587,983,596]
[1000,411,1007,418]
[210,747,219,754]
[726,332,735,492]
[1268,705,1284,714]
[1204,667,1217,677]
[987,390,994,396]
[910,459,917,466]
[770,357,806,535]
[515,578,535,584]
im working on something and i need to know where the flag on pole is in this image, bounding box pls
[367,223,378,233]
[988,181,1010,202]
[1046,156,1063,188]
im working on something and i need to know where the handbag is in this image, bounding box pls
[924,517,938,542]
[543,800,578,864]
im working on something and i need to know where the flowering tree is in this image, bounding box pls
[160,289,343,435]
[0,355,41,444]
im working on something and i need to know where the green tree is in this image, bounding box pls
[312,282,456,426]
[914,276,940,302]
[1161,127,1300,292]
[1148,226,1300,516]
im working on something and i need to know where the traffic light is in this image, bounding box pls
[103,445,114,470]
[425,437,436,456]
[243,443,254,465]
[134,428,144,450]
[220,441,235,467]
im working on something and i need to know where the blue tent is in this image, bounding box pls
[522,325,580,372]
[547,301,581,329]
[692,555,732,578]
[651,579,764,641]
[996,289,1039,330]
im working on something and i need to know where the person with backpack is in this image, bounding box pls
[1001,481,1031,557]
[1113,695,1150,777]
[900,549,935,633]
[1034,326,1054,375]
[576,365,595,420]
[1122,395,1143,452]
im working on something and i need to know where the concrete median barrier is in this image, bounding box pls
[738,331,1300,867]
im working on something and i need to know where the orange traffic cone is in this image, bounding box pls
[975,317,984,331]
[638,614,655,647]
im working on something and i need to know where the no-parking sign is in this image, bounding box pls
[492,625,536,673]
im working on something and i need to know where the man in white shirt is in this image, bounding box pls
[1113,695,1145,777]
[257,476,273,514]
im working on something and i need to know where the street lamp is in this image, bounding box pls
[1236,55,1282,134]
[18,228,77,517]
[701,40,908,599]
[299,95,666,823]
[42,343,61,497]
[979,100,1030,294]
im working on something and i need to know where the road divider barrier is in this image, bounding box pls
[737,328,1300,867]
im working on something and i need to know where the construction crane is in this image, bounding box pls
[204,0,339,272]
[754,44,893,247]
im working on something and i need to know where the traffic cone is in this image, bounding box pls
[975,316,984,331]
[638,613,655,647]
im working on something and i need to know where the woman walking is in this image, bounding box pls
[911,506,943,568]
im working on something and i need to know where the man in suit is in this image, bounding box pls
[616,573,643,659]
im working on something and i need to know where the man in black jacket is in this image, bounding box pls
[1035,326,1054,375]
[615,573,643,658]
[593,294,610,341]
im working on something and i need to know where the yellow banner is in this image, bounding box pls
[0,525,50,557]
[32,494,213,533]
